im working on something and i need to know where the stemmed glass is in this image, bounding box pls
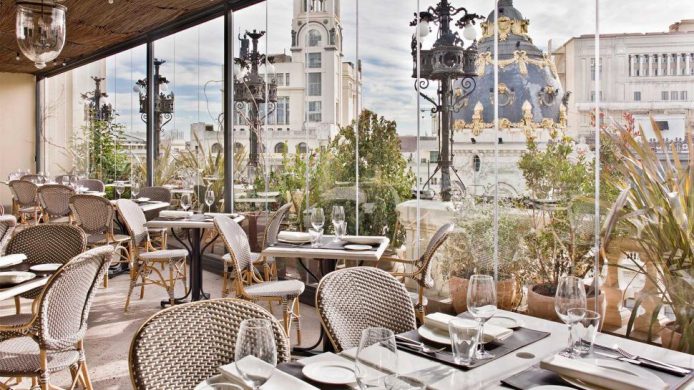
[555,276,587,357]
[311,207,325,231]
[205,187,215,213]
[61,176,70,187]
[331,205,345,241]
[467,274,497,360]
[234,319,277,390]
[115,181,125,199]
[355,327,398,389]
[180,193,191,212]
[131,180,141,199]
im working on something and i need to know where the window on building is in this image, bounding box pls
[285,73,290,86]
[276,96,290,125]
[429,151,439,163]
[662,91,669,101]
[308,72,322,96]
[307,53,321,68]
[274,142,288,153]
[473,155,481,172]
[303,0,325,12]
[681,91,688,101]
[297,142,308,154]
[590,57,602,80]
[276,73,284,86]
[671,91,679,101]
[590,91,602,102]
[308,101,322,122]
[307,29,322,47]
[633,91,641,101]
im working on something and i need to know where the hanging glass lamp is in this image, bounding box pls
[16,0,67,69]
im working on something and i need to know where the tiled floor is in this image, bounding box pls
[0,269,323,389]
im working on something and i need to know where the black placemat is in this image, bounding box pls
[277,362,352,390]
[396,326,550,370]
[273,238,378,251]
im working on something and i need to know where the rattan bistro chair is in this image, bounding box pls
[129,298,290,389]
[5,224,87,315]
[116,199,187,311]
[8,180,41,224]
[0,245,112,390]
[37,184,75,224]
[378,223,454,323]
[75,179,104,192]
[0,216,16,256]
[214,216,304,343]
[316,267,417,352]
[19,174,46,184]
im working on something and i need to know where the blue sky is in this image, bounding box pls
[101,0,691,139]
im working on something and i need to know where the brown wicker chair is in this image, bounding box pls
[129,298,290,390]
[0,245,112,390]
[379,223,455,323]
[19,174,46,184]
[55,174,78,185]
[316,267,417,352]
[0,215,17,256]
[8,180,41,224]
[76,179,105,192]
[214,216,304,344]
[37,184,75,223]
[5,224,87,314]
[70,194,131,288]
[116,199,187,311]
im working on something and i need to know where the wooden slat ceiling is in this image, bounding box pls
[0,0,230,74]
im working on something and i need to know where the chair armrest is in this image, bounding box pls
[379,256,417,264]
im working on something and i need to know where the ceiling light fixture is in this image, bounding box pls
[15,0,67,69]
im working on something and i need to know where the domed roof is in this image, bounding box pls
[453,0,566,133]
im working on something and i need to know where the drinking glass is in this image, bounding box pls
[332,205,345,240]
[467,274,497,359]
[309,228,323,248]
[554,276,587,357]
[115,181,125,199]
[355,327,398,389]
[205,188,215,213]
[311,207,325,231]
[131,180,141,199]
[61,177,70,186]
[335,221,347,241]
[234,319,277,390]
[180,193,191,212]
[448,318,480,366]
[570,308,601,356]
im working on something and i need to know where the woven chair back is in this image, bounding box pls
[115,199,148,247]
[214,216,253,275]
[129,298,290,390]
[20,174,46,184]
[316,267,417,352]
[418,223,455,289]
[262,203,292,249]
[139,186,171,203]
[5,224,86,266]
[76,179,105,192]
[37,245,112,350]
[0,215,17,255]
[55,174,78,185]
[38,184,75,219]
[8,180,38,207]
[70,194,113,235]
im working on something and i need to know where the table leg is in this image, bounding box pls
[160,227,209,307]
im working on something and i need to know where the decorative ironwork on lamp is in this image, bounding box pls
[411,0,483,202]
[81,76,112,122]
[15,0,67,69]
[134,58,174,159]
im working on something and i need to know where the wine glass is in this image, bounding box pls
[61,176,70,187]
[555,276,587,357]
[467,274,497,360]
[115,181,125,199]
[311,207,325,231]
[205,187,215,213]
[331,205,345,241]
[355,327,398,389]
[234,319,277,390]
[131,180,141,199]
[180,193,191,212]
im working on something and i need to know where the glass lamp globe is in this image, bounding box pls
[463,23,477,41]
[160,82,169,93]
[417,20,430,38]
[16,2,67,69]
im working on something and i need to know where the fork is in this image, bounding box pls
[614,345,691,374]
[395,336,447,354]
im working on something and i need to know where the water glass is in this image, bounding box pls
[205,187,215,212]
[555,276,587,357]
[180,193,191,211]
[355,327,398,390]
[234,319,277,390]
[61,177,70,186]
[131,180,141,199]
[467,274,497,359]
[311,207,325,231]
[309,228,323,248]
[115,181,125,199]
[334,221,347,240]
[449,318,480,366]
[570,308,601,356]
[332,205,345,239]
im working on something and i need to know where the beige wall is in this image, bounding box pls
[0,72,35,210]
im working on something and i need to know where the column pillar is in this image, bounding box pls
[676,53,682,75]
[648,54,653,76]
[638,55,644,76]
[686,54,692,76]
[657,54,663,76]
[667,53,672,76]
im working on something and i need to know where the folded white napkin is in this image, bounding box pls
[0,254,26,268]
[205,212,239,218]
[159,210,193,218]
[219,356,318,390]
[424,312,513,341]
[541,354,668,390]
[277,231,312,242]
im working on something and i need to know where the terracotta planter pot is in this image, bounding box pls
[660,323,688,352]
[527,284,606,325]
[449,276,520,314]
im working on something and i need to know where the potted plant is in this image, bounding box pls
[601,118,693,353]
[440,202,532,313]
[518,130,605,321]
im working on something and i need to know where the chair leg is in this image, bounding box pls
[14,296,20,315]
[77,342,94,390]
[168,262,176,306]
[281,299,292,338]
[294,298,302,345]
[222,264,229,297]
[124,263,143,312]
[38,349,49,390]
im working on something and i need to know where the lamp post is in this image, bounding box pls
[410,0,483,201]
[81,76,112,122]
[135,58,174,160]
[233,30,278,176]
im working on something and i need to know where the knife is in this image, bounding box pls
[593,351,689,376]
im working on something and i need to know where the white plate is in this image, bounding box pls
[343,236,380,245]
[488,315,523,329]
[302,361,356,385]
[134,197,150,202]
[417,325,495,345]
[0,271,36,286]
[30,263,61,272]
[344,244,373,251]
[560,358,663,390]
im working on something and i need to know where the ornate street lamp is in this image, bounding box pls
[233,30,278,170]
[81,76,112,122]
[410,0,483,201]
[134,58,174,159]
